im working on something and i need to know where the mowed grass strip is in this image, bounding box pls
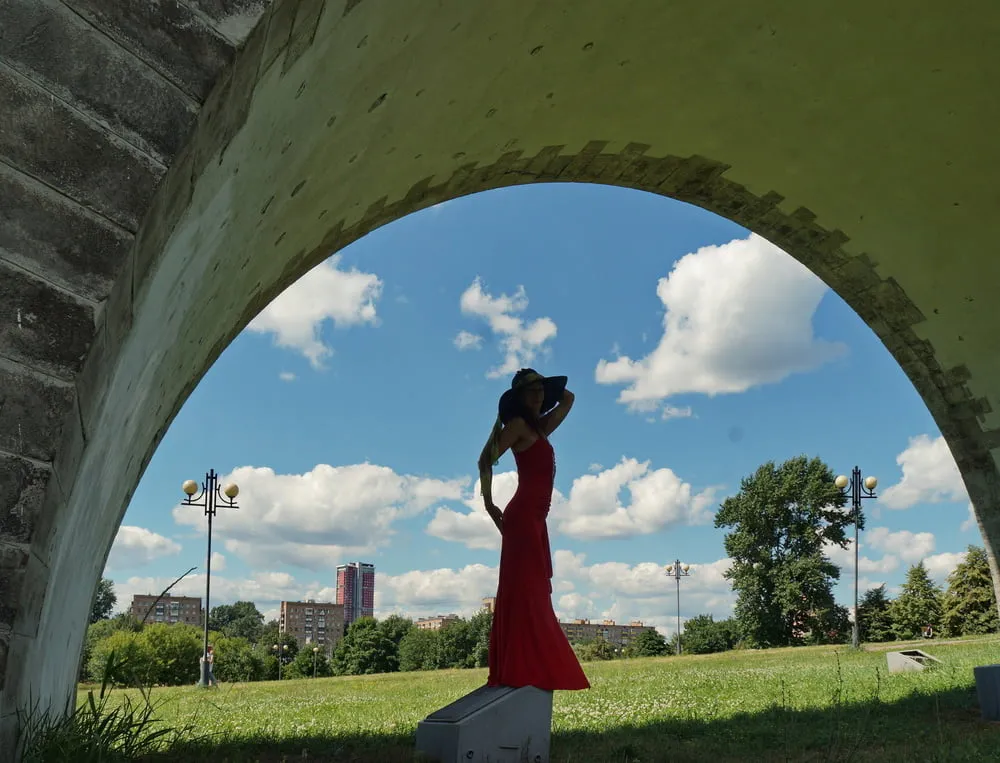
[76,639,1000,762]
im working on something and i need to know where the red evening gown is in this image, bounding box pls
[487,435,590,691]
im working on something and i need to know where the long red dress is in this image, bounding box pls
[487,435,590,691]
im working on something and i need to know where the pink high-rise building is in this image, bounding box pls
[336,561,375,628]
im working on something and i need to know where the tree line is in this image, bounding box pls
[85,455,997,684]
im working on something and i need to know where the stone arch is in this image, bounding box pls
[2,0,999,745]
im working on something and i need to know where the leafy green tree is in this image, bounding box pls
[625,628,670,657]
[140,623,203,686]
[332,617,395,675]
[209,601,265,643]
[574,637,617,661]
[79,615,142,681]
[714,456,854,648]
[678,615,737,655]
[285,645,333,679]
[87,631,156,686]
[258,619,281,650]
[437,619,477,669]
[398,628,441,671]
[890,562,943,639]
[89,578,117,624]
[378,614,415,671]
[212,636,265,683]
[801,604,851,645]
[468,609,493,668]
[942,545,1000,636]
[857,585,895,643]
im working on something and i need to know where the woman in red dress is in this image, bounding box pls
[477,368,590,691]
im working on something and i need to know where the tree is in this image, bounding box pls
[857,585,895,643]
[332,617,395,675]
[90,578,117,624]
[467,609,493,668]
[209,601,265,643]
[377,614,415,671]
[942,545,1000,636]
[890,562,943,639]
[212,636,265,683]
[79,614,142,681]
[286,646,333,679]
[678,615,736,655]
[714,456,854,648]
[398,628,440,671]
[625,628,670,657]
[574,637,617,661]
[87,630,156,686]
[437,619,477,669]
[141,623,203,686]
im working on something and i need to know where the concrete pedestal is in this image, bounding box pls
[886,649,941,674]
[415,684,553,763]
[974,665,1000,721]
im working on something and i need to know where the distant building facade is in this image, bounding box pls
[559,619,656,649]
[415,614,460,630]
[481,597,496,613]
[130,594,202,626]
[336,562,375,627]
[279,600,344,653]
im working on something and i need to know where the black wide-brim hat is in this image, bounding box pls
[497,369,567,423]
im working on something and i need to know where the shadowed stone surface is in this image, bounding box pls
[1,0,1000,757]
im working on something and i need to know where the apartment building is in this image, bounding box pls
[415,613,460,630]
[481,596,496,613]
[130,594,202,626]
[559,618,656,649]
[336,562,375,627]
[279,599,345,653]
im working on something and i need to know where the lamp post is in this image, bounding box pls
[273,643,289,680]
[834,467,878,650]
[664,559,691,655]
[313,646,319,678]
[182,469,239,688]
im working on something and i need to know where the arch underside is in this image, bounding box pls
[1,0,999,743]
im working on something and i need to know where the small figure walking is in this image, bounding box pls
[202,644,216,686]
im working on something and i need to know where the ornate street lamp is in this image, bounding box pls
[182,469,239,687]
[834,468,878,650]
[273,643,289,680]
[664,559,692,655]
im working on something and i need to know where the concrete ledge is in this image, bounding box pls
[974,664,1000,722]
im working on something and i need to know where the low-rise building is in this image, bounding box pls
[130,594,202,627]
[559,618,656,649]
[415,613,461,630]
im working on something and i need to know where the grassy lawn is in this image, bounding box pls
[71,639,1000,762]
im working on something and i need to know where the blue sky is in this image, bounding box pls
[105,183,977,635]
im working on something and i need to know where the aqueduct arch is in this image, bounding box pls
[2,0,999,744]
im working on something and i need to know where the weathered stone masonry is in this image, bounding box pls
[2,0,1000,755]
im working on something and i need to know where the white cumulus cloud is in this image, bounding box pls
[865,527,936,563]
[172,463,467,570]
[552,457,718,540]
[453,331,483,351]
[106,526,182,570]
[595,233,846,415]
[426,457,716,548]
[880,434,968,510]
[458,277,557,378]
[247,254,382,368]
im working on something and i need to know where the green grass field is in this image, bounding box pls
[74,639,1000,762]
